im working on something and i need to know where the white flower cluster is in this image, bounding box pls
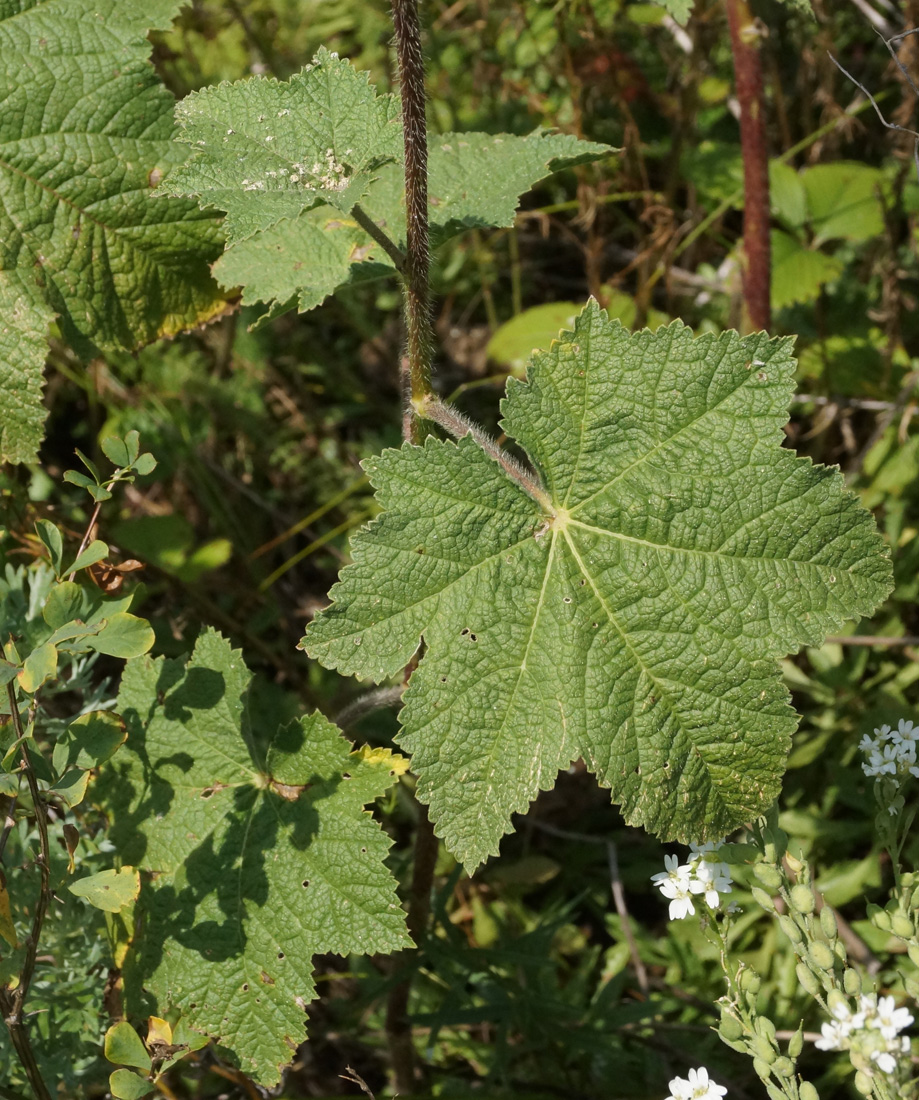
[860,720,919,812]
[665,1067,727,1100]
[651,841,735,921]
[815,994,913,1075]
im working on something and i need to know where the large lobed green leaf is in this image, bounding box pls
[302,302,892,868]
[105,629,410,1084]
[160,49,612,320]
[0,0,228,464]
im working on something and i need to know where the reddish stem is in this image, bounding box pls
[726,0,771,332]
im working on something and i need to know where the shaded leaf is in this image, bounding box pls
[104,629,410,1084]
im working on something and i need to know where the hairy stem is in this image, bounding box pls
[392,0,433,437]
[726,0,770,332]
[418,395,554,513]
[1,685,52,1100]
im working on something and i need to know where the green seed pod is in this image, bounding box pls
[833,938,847,963]
[752,886,776,912]
[790,884,815,915]
[778,915,805,945]
[765,1085,786,1100]
[719,1012,744,1043]
[739,968,762,994]
[819,906,837,941]
[854,1071,873,1097]
[870,907,892,933]
[904,970,919,1001]
[808,940,835,971]
[799,1081,820,1100]
[910,884,919,911]
[843,968,862,996]
[891,912,915,939]
[772,1057,795,1079]
[795,962,822,997]
[753,1057,774,1082]
[753,863,784,891]
[908,942,919,969]
[754,1016,777,1042]
[751,1036,777,1064]
[788,1025,804,1059]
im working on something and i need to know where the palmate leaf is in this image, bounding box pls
[105,629,410,1084]
[160,48,611,320]
[302,302,892,868]
[0,0,228,464]
[161,47,403,239]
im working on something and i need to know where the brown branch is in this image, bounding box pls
[725,0,771,332]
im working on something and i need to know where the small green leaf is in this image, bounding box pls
[88,613,155,659]
[46,620,104,648]
[42,582,86,630]
[108,1071,155,1100]
[54,712,127,773]
[659,0,694,23]
[0,660,20,687]
[18,642,58,693]
[73,449,103,484]
[87,484,114,503]
[71,867,141,914]
[133,453,157,476]
[125,431,141,465]
[62,470,95,491]
[50,769,90,808]
[105,1020,152,1069]
[34,520,63,575]
[64,540,110,577]
[302,302,893,867]
[102,436,133,468]
[771,230,843,310]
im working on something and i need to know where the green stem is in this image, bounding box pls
[392,0,433,438]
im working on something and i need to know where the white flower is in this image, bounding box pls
[871,996,913,1040]
[666,1067,727,1100]
[653,844,734,919]
[870,1050,897,1074]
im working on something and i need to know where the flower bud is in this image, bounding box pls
[795,962,822,997]
[788,1025,804,1059]
[739,968,762,994]
[778,915,804,945]
[854,1071,873,1097]
[751,886,776,912]
[843,968,861,996]
[890,912,915,939]
[819,906,837,941]
[752,1037,777,1064]
[752,1057,773,1081]
[785,850,804,875]
[808,941,835,970]
[753,863,784,891]
[790,884,815,915]
[754,1016,777,1042]
[719,1011,744,1043]
[870,907,892,932]
[799,1083,819,1100]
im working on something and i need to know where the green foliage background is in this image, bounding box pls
[3,0,919,1097]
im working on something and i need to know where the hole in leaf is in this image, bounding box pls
[302,880,310,888]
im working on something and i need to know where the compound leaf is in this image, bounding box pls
[106,629,410,1085]
[302,301,892,868]
[0,0,228,464]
